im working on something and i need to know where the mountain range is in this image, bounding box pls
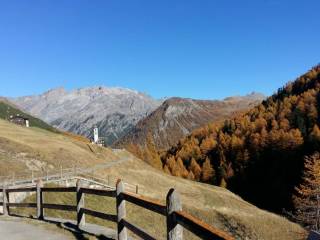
[11,87,161,145]
[114,93,264,167]
[3,67,319,235]
[11,87,264,148]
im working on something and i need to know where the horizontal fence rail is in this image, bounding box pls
[82,208,117,223]
[123,219,156,240]
[174,211,234,240]
[0,157,138,192]
[42,203,77,212]
[122,192,167,216]
[0,178,234,240]
[6,187,37,193]
[7,202,37,208]
[81,187,116,197]
[42,187,76,192]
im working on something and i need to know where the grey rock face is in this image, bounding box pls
[11,87,161,145]
[114,93,266,150]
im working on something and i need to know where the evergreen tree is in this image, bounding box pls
[189,158,202,181]
[293,152,320,230]
[201,157,215,183]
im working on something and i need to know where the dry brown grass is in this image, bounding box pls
[92,151,306,240]
[0,119,117,176]
[60,131,91,143]
[0,119,306,239]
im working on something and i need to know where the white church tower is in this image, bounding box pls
[93,126,99,143]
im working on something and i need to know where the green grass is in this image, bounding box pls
[0,101,58,133]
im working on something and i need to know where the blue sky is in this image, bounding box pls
[0,0,319,100]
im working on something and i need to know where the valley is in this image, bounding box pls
[2,66,320,238]
[0,118,305,239]
[0,1,318,239]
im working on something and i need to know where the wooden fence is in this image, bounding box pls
[0,179,234,240]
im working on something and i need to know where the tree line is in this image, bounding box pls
[161,65,320,218]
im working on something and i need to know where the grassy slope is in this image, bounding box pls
[0,119,306,239]
[0,119,117,176]
[0,100,58,133]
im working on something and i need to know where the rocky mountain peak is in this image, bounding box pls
[11,86,162,145]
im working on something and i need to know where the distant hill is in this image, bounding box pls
[114,93,264,167]
[0,98,58,133]
[11,87,161,145]
[160,65,320,213]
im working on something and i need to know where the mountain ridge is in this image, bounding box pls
[11,86,162,145]
[114,93,265,167]
[160,65,320,213]
[0,97,58,133]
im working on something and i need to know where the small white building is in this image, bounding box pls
[93,126,99,143]
[92,126,105,146]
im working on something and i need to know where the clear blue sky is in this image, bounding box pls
[0,0,319,100]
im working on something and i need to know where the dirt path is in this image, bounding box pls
[0,216,73,240]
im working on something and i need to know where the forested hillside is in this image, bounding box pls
[161,65,320,213]
[114,94,264,168]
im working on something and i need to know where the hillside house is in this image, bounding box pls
[9,114,30,127]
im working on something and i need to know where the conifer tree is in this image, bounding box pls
[201,157,215,183]
[293,152,320,230]
[310,124,320,149]
[189,158,202,181]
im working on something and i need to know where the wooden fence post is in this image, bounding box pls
[166,188,183,240]
[116,179,127,240]
[76,179,85,227]
[37,179,43,220]
[2,185,9,216]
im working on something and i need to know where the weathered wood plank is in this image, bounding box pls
[122,192,166,216]
[123,219,156,240]
[166,189,183,240]
[8,203,37,208]
[3,187,9,216]
[7,187,37,193]
[81,187,116,197]
[77,180,85,227]
[42,203,76,212]
[41,187,76,192]
[37,180,43,219]
[174,211,234,240]
[117,179,127,240]
[83,208,117,222]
